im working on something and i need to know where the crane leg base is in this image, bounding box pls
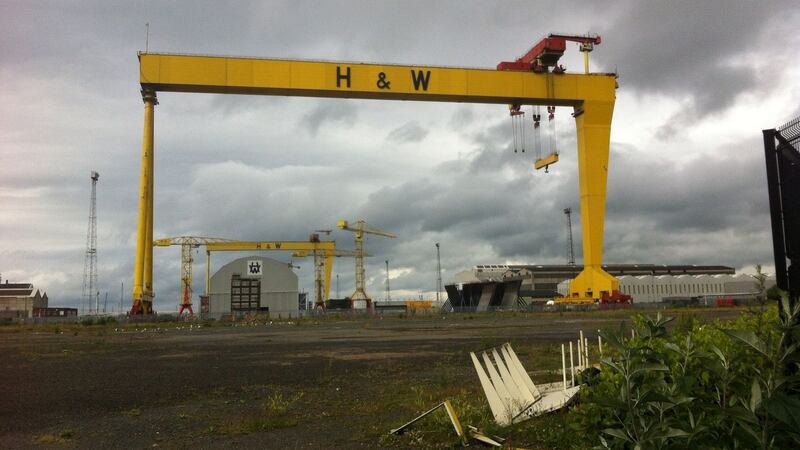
[565,266,618,302]
[130,296,153,316]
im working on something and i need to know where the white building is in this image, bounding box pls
[0,281,48,319]
[207,256,299,318]
[558,273,774,303]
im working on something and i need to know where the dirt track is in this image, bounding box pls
[0,309,744,449]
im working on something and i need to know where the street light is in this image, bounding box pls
[385,260,391,302]
[435,243,442,303]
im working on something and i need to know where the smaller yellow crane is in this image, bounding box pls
[337,220,397,309]
[291,248,365,310]
[152,236,235,315]
[292,249,372,311]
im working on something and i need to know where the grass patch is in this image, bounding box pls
[33,429,74,444]
[216,392,304,435]
[122,407,141,417]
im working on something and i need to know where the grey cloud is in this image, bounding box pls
[596,0,796,134]
[386,121,429,144]
[300,100,358,136]
[448,106,476,130]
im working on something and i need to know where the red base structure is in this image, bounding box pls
[599,290,633,308]
[178,304,194,315]
[130,299,143,315]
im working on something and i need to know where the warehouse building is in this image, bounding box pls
[0,281,49,319]
[447,264,740,311]
[207,256,299,318]
[560,273,774,304]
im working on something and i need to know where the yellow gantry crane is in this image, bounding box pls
[133,34,620,313]
[337,220,396,309]
[153,237,337,314]
[152,236,235,315]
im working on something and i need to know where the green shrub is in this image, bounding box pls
[569,295,800,449]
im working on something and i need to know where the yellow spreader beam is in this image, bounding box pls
[534,153,560,171]
[132,52,619,313]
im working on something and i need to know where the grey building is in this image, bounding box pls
[208,256,299,318]
[447,264,738,311]
[455,264,735,299]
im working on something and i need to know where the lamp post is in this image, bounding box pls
[435,243,442,304]
[385,260,391,302]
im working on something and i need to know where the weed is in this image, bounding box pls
[123,408,141,417]
[33,428,74,444]
[571,297,800,449]
[216,391,304,435]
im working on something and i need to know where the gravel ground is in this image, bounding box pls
[0,308,745,449]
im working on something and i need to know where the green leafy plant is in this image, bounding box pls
[569,295,800,449]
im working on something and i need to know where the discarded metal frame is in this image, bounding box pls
[389,400,506,447]
[390,400,468,446]
[471,342,580,426]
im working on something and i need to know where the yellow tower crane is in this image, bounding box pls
[291,248,366,310]
[152,236,236,315]
[337,220,396,309]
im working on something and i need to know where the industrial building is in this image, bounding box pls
[0,281,49,319]
[562,273,774,304]
[447,264,744,311]
[206,256,299,318]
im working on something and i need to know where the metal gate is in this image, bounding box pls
[230,274,260,311]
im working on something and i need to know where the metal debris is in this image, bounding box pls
[390,400,468,446]
[471,342,580,426]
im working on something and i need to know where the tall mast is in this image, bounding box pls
[82,171,99,314]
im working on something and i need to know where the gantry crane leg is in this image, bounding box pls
[323,254,332,304]
[178,243,194,315]
[564,101,618,302]
[131,90,156,315]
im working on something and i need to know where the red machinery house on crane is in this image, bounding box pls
[497,34,602,73]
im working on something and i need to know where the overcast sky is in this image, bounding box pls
[1,1,798,312]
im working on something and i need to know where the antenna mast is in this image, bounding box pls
[82,171,99,315]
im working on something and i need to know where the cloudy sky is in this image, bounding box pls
[1,1,798,312]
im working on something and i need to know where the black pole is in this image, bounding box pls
[763,129,789,291]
